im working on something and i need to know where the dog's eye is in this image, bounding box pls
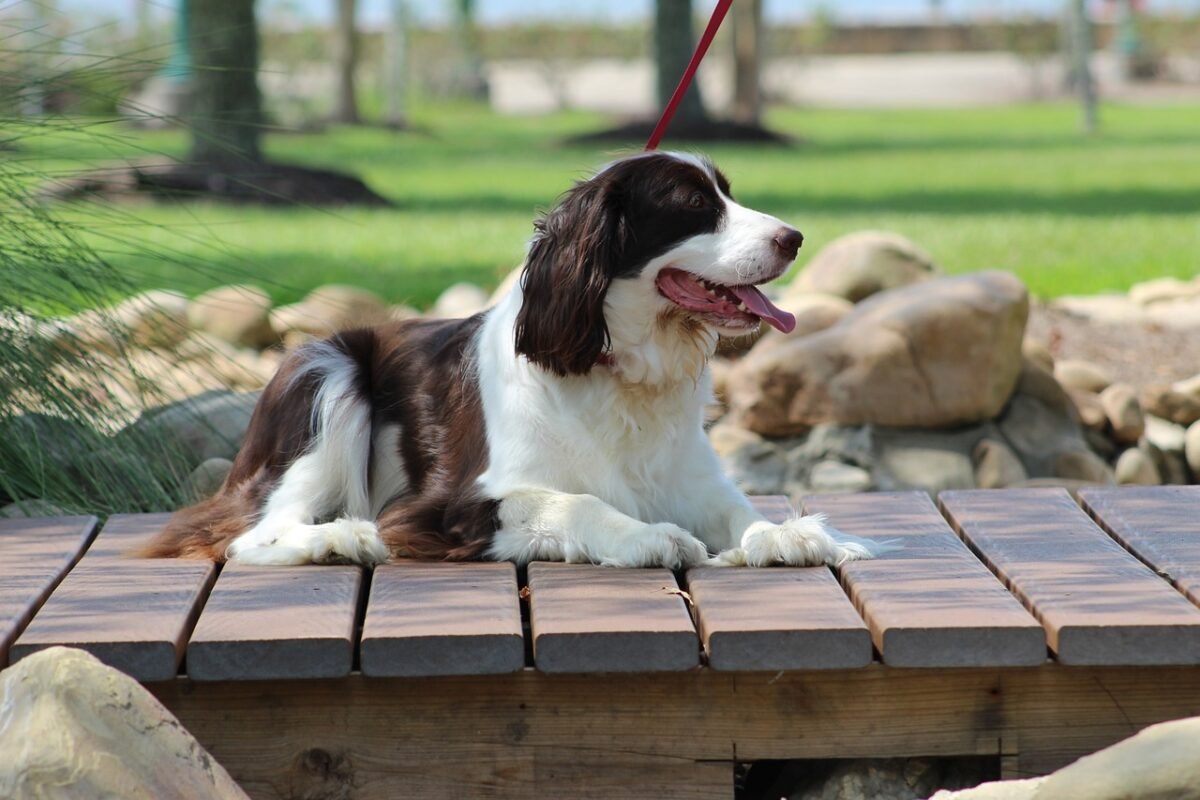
[688,192,706,209]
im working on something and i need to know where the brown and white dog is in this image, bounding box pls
[143,152,880,568]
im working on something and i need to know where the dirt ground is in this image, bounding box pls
[1027,303,1200,388]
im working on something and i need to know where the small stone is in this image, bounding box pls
[1141,385,1200,426]
[1068,389,1107,430]
[1129,276,1200,307]
[973,439,1028,489]
[184,457,233,501]
[721,437,787,496]
[1051,293,1145,325]
[878,443,975,493]
[1140,439,1188,486]
[1021,338,1054,373]
[1054,451,1115,484]
[1144,415,1187,453]
[1186,420,1200,476]
[806,460,873,494]
[707,420,764,458]
[1054,359,1112,393]
[188,285,277,349]
[710,358,733,405]
[431,282,489,319]
[1098,383,1144,444]
[270,284,390,339]
[1173,373,1200,401]
[1115,448,1161,485]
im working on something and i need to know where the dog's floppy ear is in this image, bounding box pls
[515,175,625,376]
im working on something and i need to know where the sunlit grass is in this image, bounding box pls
[12,101,1200,307]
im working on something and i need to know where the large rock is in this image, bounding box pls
[997,381,1092,479]
[728,272,1029,435]
[932,715,1200,800]
[0,647,247,799]
[188,285,277,349]
[788,230,938,303]
[1053,360,1112,394]
[872,427,985,493]
[130,389,261,464]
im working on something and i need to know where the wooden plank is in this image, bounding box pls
[803,492,1046,667]
[360,561,524,677]
[10,514,216,681]
[686,567,871,670]
[527,563,698,673]
[0,516,97,667]
[749,494,792,523]
[187,564,361,681]
[940,488,1200,666]
[151,663,1200,797]
[1078,485,1200,607]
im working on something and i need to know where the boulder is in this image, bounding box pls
[431,282,489,319]
[710,425,787,495]
[728,272,1029,435]
[1142,384,1200,426]
[973,439,1028,489]
[0,647,247,800]
[788,230,938,303]
[1115,448,1161,485]
[188,285,277,349]
[997,391,1092,478]
[184,457,233,501]
[1053,359,1112,394]
[1097,383,1144,444]
[130,389,261,464]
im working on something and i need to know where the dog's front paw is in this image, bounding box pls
[602,522,709,569]
[740,515,874,567]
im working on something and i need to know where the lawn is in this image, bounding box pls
[12,102,1200,309]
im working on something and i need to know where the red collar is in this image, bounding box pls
[595,352,616,368]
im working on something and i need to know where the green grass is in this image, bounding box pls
[13,102,1200,308]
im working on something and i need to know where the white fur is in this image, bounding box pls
[477,153,883,567]
[226,342,388,566]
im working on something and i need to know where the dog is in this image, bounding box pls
[142,152,879,569]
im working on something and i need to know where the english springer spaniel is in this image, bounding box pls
[144,152,878,569]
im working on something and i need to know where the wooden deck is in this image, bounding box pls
[4,486,1200,799]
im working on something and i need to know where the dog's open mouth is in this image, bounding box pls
[655,268,797,334]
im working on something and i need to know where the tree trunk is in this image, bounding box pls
[1067,0,1098,134]
[731,0,762,126]
[384,0,409,128]
[450,0,488,100]
[331,0,360,123]
[654,0,707,130]
[187,0,263,164]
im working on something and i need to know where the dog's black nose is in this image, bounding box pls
[773,228,803,260]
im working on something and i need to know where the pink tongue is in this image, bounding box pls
[729,285,796,334]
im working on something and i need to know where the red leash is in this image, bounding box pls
[645,0,735,151]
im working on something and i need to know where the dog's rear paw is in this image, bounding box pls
[601,523,709,569]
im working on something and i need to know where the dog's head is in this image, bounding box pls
[515,152,800,377]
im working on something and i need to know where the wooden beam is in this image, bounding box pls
[148,664,1200,798]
